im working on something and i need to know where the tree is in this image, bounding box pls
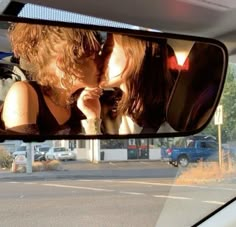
[203,63,236,143]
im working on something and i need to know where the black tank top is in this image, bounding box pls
[0,81,84,135]
[29,81,84,135]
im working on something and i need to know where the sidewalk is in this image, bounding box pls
[0,160,170,181]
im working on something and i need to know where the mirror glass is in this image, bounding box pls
[0,19,228,139]
[167,41,226,132]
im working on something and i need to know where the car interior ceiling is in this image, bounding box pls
[11,0,236,64]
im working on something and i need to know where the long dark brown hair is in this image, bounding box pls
[104,34,174,129]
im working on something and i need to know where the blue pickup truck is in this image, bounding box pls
[161,139,219,167]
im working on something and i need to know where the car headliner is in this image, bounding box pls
[14,0,236,61]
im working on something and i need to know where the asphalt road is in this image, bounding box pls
[1,178,236,227]
[0,160,179,181]
[1,161,236,227]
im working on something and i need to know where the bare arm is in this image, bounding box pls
[2,81,39,133]
[77,87,102,135]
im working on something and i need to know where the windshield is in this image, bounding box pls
[54,147,67,152]
[154,63,236,226]
[0,4,235,227]
[16,146,26,151]
[39,147,50,152]
[1,53,233,227]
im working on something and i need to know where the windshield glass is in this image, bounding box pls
[16,146,26,151]
[1,56,234,227]
[54,147,67,152]
[0,4,235,227]
[39,147,50,152]
[154,62,236,226]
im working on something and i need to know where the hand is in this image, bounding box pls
[77,87,102,119]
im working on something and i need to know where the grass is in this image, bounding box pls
[43,160,62,171]
[13,160,62,173]
[0,149,13,169]
[176,154,236,184]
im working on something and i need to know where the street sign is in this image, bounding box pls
[214,105,223,125]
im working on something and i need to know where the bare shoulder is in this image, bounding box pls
[2,81,39,128]
[5,81,37,100]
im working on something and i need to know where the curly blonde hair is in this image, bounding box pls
[9,23,101,96]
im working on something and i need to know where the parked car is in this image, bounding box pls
[34,145,51,161]
[12,145,46,161]
[33,151,45,161]
[12,145,27,157]
[45,147,76,161]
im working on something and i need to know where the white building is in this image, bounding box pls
[53,139,163,162]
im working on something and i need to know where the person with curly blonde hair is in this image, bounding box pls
[0,23,103,135]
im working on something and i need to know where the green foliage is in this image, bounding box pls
[0,148,13,169]
[203,63,236,143]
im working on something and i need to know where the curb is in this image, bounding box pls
[0,167,176,181]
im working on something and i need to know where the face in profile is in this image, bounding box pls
[101,34,127,89]
[72,54,101,90]
[60,47,102,94]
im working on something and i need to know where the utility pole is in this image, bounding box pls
[214,105,223,168]
[26,142,33,173]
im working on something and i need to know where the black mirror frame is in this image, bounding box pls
[0,15,228,141]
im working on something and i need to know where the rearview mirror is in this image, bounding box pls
[0,16,228,141]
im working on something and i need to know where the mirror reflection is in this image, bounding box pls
[0,21,227,137]
[167,42,225,131]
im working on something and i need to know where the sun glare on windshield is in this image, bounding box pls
[18,3,140,29]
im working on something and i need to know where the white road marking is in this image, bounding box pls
[6,180,234,206]
[153,195,193,200]
[42,183,114,192]
[76,179,94,182]
[104,180,209,189]
[102,180,114,183]
[6,179,236,192]
[119,191,145,196]
[77,179,114,183]
[202,200,225,205]
[90,180,236,192]
[214,187,236,191]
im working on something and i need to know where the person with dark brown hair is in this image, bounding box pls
[100,33,175,134]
